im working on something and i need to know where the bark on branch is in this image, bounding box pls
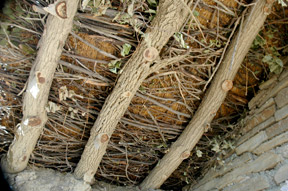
[1,0,79,173]
[74,0,189,182]
[140,0,275,189]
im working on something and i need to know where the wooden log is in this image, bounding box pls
[1,0,79,173]
[74,0,189,182]
[140,0,275,189]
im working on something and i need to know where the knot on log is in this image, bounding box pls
[94,133,110,149]
[181,150,190,159]
[43,1,67,19]
[56,1,67,19]
[221,80,233,92]
[100,134,109,143]
[263,0,275,15]
[204,123,211,132]
[122,91,132,98]
[36,72,45,84]
[263,6,271,15]
[21,156,27,162]
[28,116,42,126]
[143,47,158,62]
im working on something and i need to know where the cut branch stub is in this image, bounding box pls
[28,116,42,127]
[263,6,271,15]
[32,5,46,14]
[43,1,67,19]
[122,91,132,98]
[143,47,159,62]
[94,133,110,150]
[100,134,109,143]
[181,150,190,159]
[36,72,45,84]
[221,80,233,92]
[55,1,67,19]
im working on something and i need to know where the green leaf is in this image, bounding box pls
[252,35,266,49]
[275,58,283,67]
[193,10,199,17]
[108,60,122,74]
[0,39,8,46]
[145,9,156,14]
[196,150,203,157]
[19,44,35,55]
[121,43,132,57]
[113,13,131,25]
[267,33,274,39]
[173,32,189,49]
[262,54,273,63]
[263,54,284,74]
[109,67,118,74]
[147,0,157,7]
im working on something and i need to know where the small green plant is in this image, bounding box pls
[121,43,132,57]
[209,39,222,48]
[262,54,283,74]
[196,149,203,158]
[251,35,266,49]
[193,10,199,17]
[108,60,122,74]
[147,0,157,7]
[173,32,189,49]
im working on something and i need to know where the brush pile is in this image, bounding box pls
[0,0,287,189]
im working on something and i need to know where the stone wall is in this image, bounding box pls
[187,70,288,191]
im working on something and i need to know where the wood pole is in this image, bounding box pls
[74,0,189,182]
[1,0,79,173]
[140,0,275,189]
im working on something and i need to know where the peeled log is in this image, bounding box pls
[74,0,189,181]
[1,0,79,173]
[140,0,275,189]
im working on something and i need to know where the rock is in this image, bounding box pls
[275,87,288,108]
[242,105,276,134]
[275,105,288,121]
[223,174,270,191]
[236,131,268,155]
[254,131,288,155]
[274,164,288,184]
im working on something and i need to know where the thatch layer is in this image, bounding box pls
[1,0,287,189]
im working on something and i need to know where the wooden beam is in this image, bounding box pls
[140,0,275,189]
[74,0,189,183]
[1,0,79,173]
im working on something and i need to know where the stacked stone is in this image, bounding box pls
[187,69,288,191]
